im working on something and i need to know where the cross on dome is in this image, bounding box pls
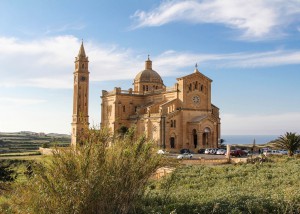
[194,63,199,73]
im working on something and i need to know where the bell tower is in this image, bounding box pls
[71,41,89,146]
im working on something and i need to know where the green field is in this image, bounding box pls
[0,131,70,155]
[139,157,300,214]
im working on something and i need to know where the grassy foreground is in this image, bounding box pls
[1,155,300,213]
[139,157,300,214]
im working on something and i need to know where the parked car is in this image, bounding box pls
[204,148,218,154]
[229,150,247,157]
[278,150,288,155]
[209,148,218,154]
[198,149,205,154]
[204,148,211,154]
[180,148,191,154]
[216,149,226,155]
[264,150,282,155]
[242,149,250,154]
[177,153,193,159]
[157,149,166,154]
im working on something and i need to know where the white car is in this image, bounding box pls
[278,150,288,155]
[157,149,166,154]
[264,150,283,155]
[177,153,193,159]
[204,149,211,154]
[204,148,217,154]
[216,149,226,155]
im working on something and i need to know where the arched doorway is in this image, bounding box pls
[170,137,175,148]
[202,127,211,146]
[192,129,198,148]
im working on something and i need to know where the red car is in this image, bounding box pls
[230,150,247,157]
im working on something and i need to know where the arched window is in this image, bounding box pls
[195,81,198,89]
[82,64,84,69]
[143,85,145,91]
[200,85,203,91]
[170,120,173,127]
[123,106,126,112]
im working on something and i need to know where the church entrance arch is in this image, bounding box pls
[170,137,175,148]
[192,129,198,148]
[170,133,176,149]
[202,127,211,146]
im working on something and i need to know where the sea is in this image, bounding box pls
[221,135,279,145]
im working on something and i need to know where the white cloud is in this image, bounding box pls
[0,36,145,89]
[154,49,300,71]
[1,35,300,89]
[222,112,300,135]
[131,0,300,40]
[0,97,46,105]
[44,23,85,35]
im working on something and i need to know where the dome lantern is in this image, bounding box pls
[133,57,165,93]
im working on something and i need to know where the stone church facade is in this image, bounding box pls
[71,43,221,152]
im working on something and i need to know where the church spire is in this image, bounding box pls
[78,40,86,58]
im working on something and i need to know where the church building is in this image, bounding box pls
[71,43,221,152]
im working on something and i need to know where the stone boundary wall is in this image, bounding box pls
[39,147,55,155]
[230,157,248,163]
[153,167,175,179]
[181,157,248,165]
[182,158,229,165]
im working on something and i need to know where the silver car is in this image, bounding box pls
[177,153,193,159]
[216,149,226,155]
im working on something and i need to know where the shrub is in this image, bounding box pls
[11,127,164,214]
[41,142,50,148]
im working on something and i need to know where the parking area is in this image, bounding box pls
[164,152,227,160]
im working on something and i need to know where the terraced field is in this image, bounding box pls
[0,132,70,155]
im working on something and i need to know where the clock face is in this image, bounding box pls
[192,95,200,104]
[81,76,86,81]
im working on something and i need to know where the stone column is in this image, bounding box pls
[226,144,231,162]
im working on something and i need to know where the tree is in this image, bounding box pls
[118,125,128,137]
[12,127,165,214]
[219,139,226,148]
[274,132,300,156]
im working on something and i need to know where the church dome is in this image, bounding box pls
[134,58,163,84]
[133,57,164,93]
[134,69,163,83]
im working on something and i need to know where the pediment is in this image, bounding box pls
[176,70,212,82]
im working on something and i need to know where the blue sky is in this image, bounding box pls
[0,0,300,135]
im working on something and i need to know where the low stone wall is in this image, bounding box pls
[153,167,175,179]
[39,147,55,155]
[182,158,229,165]
[230,157,248,163]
